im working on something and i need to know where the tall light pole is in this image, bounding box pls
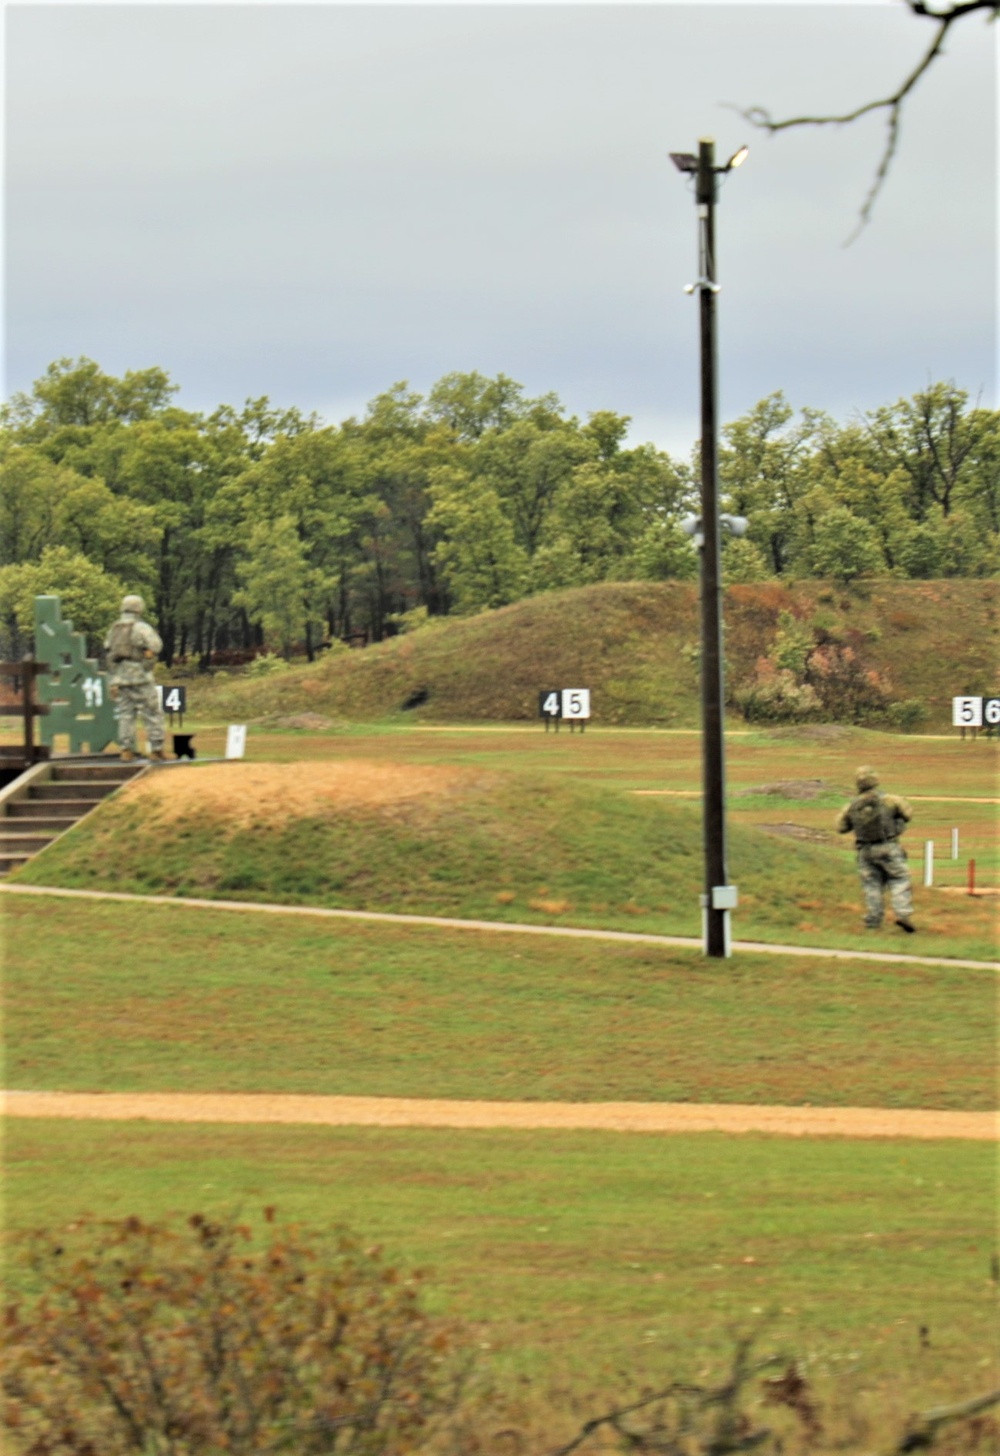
[670,137,748,958]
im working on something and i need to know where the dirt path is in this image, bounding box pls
[633,790,1000,804]
[2,1091,994,1140]
[3,883,996,971]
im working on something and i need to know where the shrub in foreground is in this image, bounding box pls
[2,1210,464,1455]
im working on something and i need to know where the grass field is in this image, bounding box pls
[4,1119,996,1416]
[3,897,995,1108]
[14,727,998,959]
[3,705,997,1441]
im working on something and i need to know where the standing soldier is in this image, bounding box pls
[836,766,915,932]
[104,594,166,763]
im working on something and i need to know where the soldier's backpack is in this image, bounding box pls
[107,618,142,663]
[852,791,894,844]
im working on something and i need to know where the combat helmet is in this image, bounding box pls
[855,765,879,792]
[121,594,145,616]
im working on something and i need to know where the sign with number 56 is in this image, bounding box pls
[561,689,590,720]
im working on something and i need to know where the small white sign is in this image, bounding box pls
[984,697,1000,727]
[82,676,103,708]
[561,688,590,721]
[225,724,247,759]
[952,696,983,728]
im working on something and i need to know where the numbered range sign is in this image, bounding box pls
[157,684,187,718]
[561,688,590,721]
[539,688,590,732]
[984,698,1000,729]
[81,676,105,709]
[952,696,983,729]
[539,690,562,721]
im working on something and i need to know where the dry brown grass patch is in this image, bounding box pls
[127,761,489,829]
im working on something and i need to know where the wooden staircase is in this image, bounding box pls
[0,759,147,876]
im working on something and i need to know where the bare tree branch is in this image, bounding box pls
[734,0,998,240]
[892,1385,1000,1452]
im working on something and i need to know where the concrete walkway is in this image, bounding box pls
[2,882,996,971]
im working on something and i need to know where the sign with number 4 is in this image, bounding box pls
[158,685,187,715]
[539,690,562,719]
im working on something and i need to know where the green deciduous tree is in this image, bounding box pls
[719,393,821,576]
[0,546,126,650]
[425,370,560,441]
[2,355,177,434]
[233,516,325,657]
[472,418,590,558]
[427,471,528,613]
[721,535,772,585]
[808,506,884,584]
[626,519,699,582]
[862,382,984,521]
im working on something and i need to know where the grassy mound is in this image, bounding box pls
[190,579,1000,730]
[13,757,917,950]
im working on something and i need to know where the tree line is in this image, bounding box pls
[1,357,996,665]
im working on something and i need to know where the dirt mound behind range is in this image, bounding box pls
[130,761,491,828]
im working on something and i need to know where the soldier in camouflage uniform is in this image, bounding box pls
[836,766,915,932]
[104,594,166,763]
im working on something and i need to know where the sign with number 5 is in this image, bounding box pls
[952,696,983,727]
[561,689,591,720]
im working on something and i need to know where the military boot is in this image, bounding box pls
[120,749,136,763]
[150,749,166,762]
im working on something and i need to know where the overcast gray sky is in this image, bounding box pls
[3,1,996,456]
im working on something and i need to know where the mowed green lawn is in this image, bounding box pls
[4,1118,996,1410]
[4,899,995,1109]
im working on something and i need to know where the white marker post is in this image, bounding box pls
[225,724,247,760]
[923,840,934,888]
[952,828,959,860]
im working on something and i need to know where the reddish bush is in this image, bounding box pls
[804,634,893,721]
[2,1210,464,1456]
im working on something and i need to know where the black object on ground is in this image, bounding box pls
[400,687,429,711]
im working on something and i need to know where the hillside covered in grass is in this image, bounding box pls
[192,578,999,730]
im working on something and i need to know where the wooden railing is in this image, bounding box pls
[0,656,50,769]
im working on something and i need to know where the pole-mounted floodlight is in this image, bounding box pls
[670,136,748,959]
